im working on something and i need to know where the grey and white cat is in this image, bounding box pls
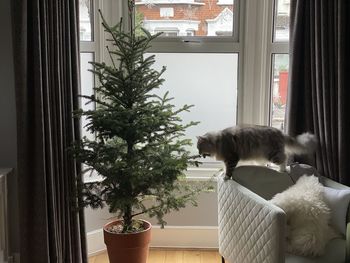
[197,125,317,179]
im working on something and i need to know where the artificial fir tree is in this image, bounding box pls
[73,1,204,233]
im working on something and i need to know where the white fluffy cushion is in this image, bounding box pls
[323,186,350,235]
[270,175,336,257]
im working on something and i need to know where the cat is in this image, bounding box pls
[197,125,317,179]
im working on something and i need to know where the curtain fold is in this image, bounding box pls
[12,0,87,262]
[287,0,350,185]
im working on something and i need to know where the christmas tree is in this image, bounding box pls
[73,1,203,233]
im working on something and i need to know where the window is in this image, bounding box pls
[79,0,290,179]
[134,0,240,177]
[160,7,174,18]
[79,0,93,41]
[274,0,290,41]
[270,0,290,129]
[79,52,95,140]
[271,54,289,130]
[135,0,235,37]
[136,0,289,174]
[79,0,100,139]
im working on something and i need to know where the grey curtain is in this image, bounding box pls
[287,0,350,185]
[12,0,87,262]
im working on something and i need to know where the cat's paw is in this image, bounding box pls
[279,165,287,172]
[224,175,231,180]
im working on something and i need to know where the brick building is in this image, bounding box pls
[135,0,234,36]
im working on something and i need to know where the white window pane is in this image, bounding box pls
[273,0,290,42]
[271,54,289,130]
[80,52,95,140]
[79,0,93,41]
[136,0,234,37]
[149,53,238,163]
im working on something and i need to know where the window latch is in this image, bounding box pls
[182,39,201,44]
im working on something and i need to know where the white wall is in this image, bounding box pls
[85,182,218,232]
[0,0,20,257]
[84,181,219,254]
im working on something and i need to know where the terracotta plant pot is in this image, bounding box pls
[103,219,152,263]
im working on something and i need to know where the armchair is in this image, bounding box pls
[218,166,350,263]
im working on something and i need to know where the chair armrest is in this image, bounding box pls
[322,175,350,260]
[218,176,286,263]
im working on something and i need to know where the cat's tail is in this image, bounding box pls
[284,132,317,155]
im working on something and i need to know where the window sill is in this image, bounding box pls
[83,166,222,184]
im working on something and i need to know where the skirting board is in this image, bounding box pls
[87,226,219,256]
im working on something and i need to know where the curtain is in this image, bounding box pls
[287,0,350,185]
[12,0,87,262]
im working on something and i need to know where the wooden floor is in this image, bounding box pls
[89,249,221,263]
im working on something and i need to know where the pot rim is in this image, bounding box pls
[103,219,152,235]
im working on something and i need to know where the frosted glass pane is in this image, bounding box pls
[149,53,238,161]
[80,52,95,140]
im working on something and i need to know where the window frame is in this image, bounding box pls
[80,0,290,180]
[87,0,290,128]
[239,0,289,126]
[268,0,290,127]
[132,0,243,174]
[80,0,101,57]
[140,0,241,53]
[79,0,103,141]
[133,0,287,127]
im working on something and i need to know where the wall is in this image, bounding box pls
[85,182,218,232]
[0,0,20,256]
[85,181,219,254]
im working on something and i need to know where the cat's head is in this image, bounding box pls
[196,134,216,158]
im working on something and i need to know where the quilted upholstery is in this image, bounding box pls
[218,176,286,263]
[218,166,350,263]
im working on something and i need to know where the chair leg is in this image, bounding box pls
[221,256,225,263]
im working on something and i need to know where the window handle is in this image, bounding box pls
[182,39,201,43]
